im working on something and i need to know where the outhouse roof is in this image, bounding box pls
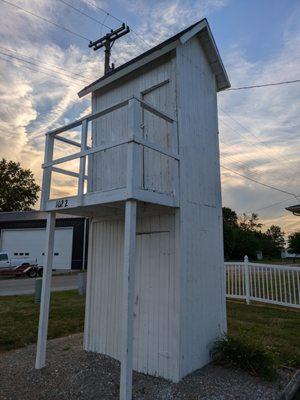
[78,18,230,98]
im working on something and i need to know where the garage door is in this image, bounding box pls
[1,228,73,269]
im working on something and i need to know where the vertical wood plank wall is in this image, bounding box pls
[176,37,226,378]
[84,213,179,381]
[90,54,177,197]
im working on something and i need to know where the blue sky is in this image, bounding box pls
[0,0,299,234]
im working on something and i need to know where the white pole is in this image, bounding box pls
[35,212,56,369]
[244,255,250,305]
[120,200,137,400]
[82,217,87,271]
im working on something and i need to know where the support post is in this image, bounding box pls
[127,98,142,198]
[244,255,250,305]
[40,134,54,210]
[35,212,56,369]
[78,119,88,202]
[120,200,137,400]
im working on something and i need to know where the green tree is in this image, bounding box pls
[0,159,40,212]
[239,213,263,232]
[266,225,285,251]
[222,207,238,260]
[288,232,300,254]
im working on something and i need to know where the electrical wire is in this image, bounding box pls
[219,115,299,177]
[221,165,300,200]
[0,0,91,42]
[0,45,93,81]
[0,54,82,89]
[0,50,88,84]
[0,49,90,84]
[225,79,300,91]
[57,0,111,30]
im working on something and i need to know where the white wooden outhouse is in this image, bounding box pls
[36,19,230,400]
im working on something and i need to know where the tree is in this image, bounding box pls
[0,159,40,212]
[222,207,238,260]
[266,225,285,251]
[288,232,300,254]
[239,213,263,232]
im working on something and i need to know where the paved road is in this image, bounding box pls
[0,274,79,296]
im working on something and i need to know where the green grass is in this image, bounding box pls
[0,292,299,371]
[227,300,300,367]
[0,290,85,352]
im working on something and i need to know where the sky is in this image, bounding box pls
[0,0,299,235]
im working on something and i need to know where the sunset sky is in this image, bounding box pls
[0,0,299,234]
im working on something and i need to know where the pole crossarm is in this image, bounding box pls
[89,23,130,75]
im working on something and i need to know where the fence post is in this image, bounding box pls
[244,255,250,304]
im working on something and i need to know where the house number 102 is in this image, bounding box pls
[55,199,69,208]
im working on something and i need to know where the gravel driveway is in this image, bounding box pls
[0,333,292,400]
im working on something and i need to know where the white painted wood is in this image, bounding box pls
[40,134,54,210]
[35,212,55,369]
[78,119,88,200]
[42,22,231,388]
[175,36,226,378]
[120,200,137,400]
[84,212,179,381]
[55,135,82,148]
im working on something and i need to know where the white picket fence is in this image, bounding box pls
[225,256,300,309]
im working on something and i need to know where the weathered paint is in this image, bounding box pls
[85,33,225,384]
[90,54,177,198]
[84,212,179,380]
[176,36,226,377]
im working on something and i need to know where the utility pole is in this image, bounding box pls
[89,23,130,75]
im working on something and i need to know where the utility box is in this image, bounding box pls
[37,18,230,399]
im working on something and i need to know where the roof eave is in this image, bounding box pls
[78,19,230,98]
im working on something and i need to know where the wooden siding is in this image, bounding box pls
[175,36,226,378]
[90,55,177,197]
[84,212,179,381]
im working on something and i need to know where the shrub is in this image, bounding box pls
[211,333,277,380]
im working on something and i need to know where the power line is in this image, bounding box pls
[225,79,300,91]
[219,110,300,176]
[0,49,90,84]
[0,0,91,42]
[0,54,81,89]
[0,50,88,84]
[57,0,111,30]
[81,0,123,24]
[0,45,92,81]
[80,0,150,50]
[250,196,299,213]
[219,137,298,186]
[221,165,300,200]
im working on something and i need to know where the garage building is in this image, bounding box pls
[0,211,87,270]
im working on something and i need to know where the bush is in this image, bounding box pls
[211,333,277,380]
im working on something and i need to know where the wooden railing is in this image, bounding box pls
[41,96,179,211]
[225,256,300,309]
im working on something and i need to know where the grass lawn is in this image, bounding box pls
[0,290,85,352]
[227,300,300,368]
[0,291,299,368]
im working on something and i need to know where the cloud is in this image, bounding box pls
[0,0,299,235]
[218,11,300,234]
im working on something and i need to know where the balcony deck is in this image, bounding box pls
[41,96,180,216]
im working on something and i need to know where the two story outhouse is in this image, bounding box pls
[35,18,230,400]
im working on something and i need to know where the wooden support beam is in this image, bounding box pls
[35,212,56,369]
[78,119,88,200]
[120,200,137,400]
